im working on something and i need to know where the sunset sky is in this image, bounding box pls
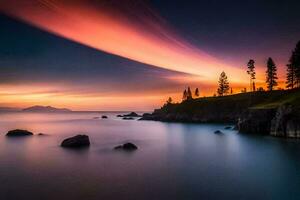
[0,0,300,111]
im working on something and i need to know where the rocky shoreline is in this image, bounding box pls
[140,90,300,138]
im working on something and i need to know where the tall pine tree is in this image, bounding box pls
[194,88,199,97]
[217,71,230,96]
[247,59,256,91]
[187,87,193,100]
[286,41,300,88]
[266,57,278,91]
[182,89,187,101]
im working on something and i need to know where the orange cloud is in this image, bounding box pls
[0,0,247,84]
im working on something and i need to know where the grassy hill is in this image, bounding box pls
[142,88,300,123]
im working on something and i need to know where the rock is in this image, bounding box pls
[214,130,223,134]
[102,115,108,119]
[237,108,276,134]
[117,115,123,117]
[122,117,134,120]
[114,143,138,151]
[37,133,47,136]
[224,126,232,130]
[6,129,33,137]
[270,105,300,138]
[61,135,90,148]
[123,112,141,117]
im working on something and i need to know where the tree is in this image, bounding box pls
[286,62,296,89]
[217,71,230,96]
[166,97,172,104]
[182,89,187,101]
[187,87,193,100]
[247,59,256,91]
[266,57,278,91]
[286,41,300,89]
[257,87,264,91]
[194,88,199,97]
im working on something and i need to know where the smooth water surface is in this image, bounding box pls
[0,112,300,200]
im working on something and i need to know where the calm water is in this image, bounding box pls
[0,112,300,200]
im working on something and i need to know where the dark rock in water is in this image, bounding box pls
[117,115,123,117]
[122,117,134,120]
[102,115,108,119]
[123,112,141,117]
[61,135,90,148]
[37,133,47,136]
[224,126,232,130]
[214,130,222,134]
[114,143,138,151]
[6,129,33,137]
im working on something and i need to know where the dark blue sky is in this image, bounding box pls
[150,0,300,65]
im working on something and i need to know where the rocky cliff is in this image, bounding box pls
[237,105,300,138]
[141,89,300,138]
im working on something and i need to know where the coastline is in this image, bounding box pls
[140,89,300,138]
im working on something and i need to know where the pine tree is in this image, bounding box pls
[286,62,296,89]
[217,71,230,96]
[194,88,199,97]
[247,59,256,91]
[286,41,300,88]
[182,89,187,101]
[266,57,278,91]
[187,87,193,100]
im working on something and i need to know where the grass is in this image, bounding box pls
[161,88,300,114]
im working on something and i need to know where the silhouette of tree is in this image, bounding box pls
[166,97,173,104]
[266,57,278,91]
[182,89,187,101]
[194,88,199,97]
[286,41,300,88]
[187,87,193,100]
[286,62,296,89]
[247,59,256,91]
[217,71,230,96]
[257,87,264,91]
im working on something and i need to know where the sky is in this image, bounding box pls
[0,0,300,111]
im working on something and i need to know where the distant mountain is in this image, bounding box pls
[22,106,72,112]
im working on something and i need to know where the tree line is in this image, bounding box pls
[218,40,300,95]
[167,40,300,104]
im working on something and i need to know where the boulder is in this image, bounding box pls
[214,130,223,134]
[37,133,47,136]
[114,143,138,151]
[6,129,33,137]
[61,135,90,148]
[102,115,108,119]
[224,126,232,130]
[123,112,141,117]
[117,115,123,117]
